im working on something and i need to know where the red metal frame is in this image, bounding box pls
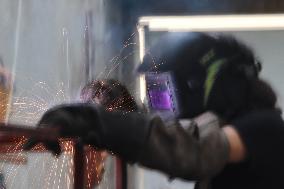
[116,157,123,189]
[0,123,85,189]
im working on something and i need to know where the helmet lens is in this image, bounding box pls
[148,89,172,110]
[145,72,179,121]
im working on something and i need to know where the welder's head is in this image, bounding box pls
[138,32,261,120]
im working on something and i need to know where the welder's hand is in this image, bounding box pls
[23,103,102,155]
[24,103,151,162]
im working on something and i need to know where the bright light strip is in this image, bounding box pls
[139,14,284,31]
[138,25,147,103]
[138,26,146,62]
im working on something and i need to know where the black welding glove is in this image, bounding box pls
[24,103,229,184]
[23,103,152,161]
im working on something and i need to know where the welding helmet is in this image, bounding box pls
[138,32,261,120]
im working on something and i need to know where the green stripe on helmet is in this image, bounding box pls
[203,59,226,107]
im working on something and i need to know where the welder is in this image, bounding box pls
[24,33,284,189]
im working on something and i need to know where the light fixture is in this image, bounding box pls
[139,14,284,32]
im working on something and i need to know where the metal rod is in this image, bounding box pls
[0,122,59,141]
[0,122,86,189]
[74,140,85,189]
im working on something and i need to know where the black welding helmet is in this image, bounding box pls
[138,32,261,120]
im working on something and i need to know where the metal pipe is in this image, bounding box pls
[74,140,85,189]
[0,122,85,189]
[0,122,59,141]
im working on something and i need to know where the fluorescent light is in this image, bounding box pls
[137,25,147,103]
[139,14,284,31]
[138,25,146,62]
[139,75,146,104]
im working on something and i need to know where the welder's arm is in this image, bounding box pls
[136,113,230,180]
[89,107,230,180]
[24,104,229,181]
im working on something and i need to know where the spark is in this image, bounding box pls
[0,28,148,189]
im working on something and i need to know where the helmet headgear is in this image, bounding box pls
[138,32,261,120]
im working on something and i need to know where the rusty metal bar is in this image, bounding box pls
[74,140,85,189]
[0,122,59,141]
[0,122,85,189]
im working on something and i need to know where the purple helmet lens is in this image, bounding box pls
[148,89,172,110]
